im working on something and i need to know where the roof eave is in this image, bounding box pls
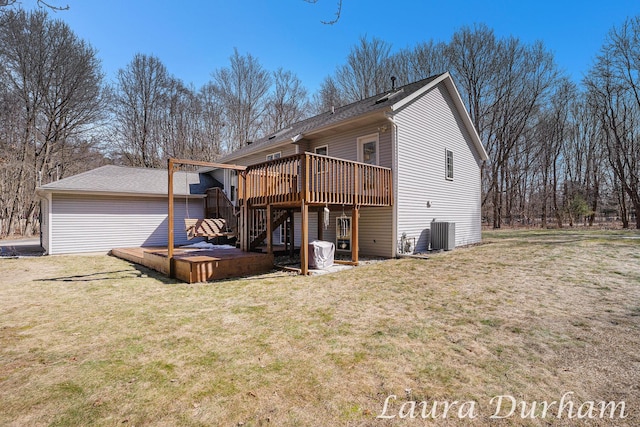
[35,188,206,198]
[303,109,391,138]
[391,72,489,162]
[219,138,295,163]
[219,109,391,165]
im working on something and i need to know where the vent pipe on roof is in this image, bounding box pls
[391,76,396,91]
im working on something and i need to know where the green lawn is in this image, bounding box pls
[1,229,639,426]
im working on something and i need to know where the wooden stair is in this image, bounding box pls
[249,209,289,250]
[205,187,239,238]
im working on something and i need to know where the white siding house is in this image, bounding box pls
[38,73,487,259]
[216,72,487,256]
[37,165,214,254]
[394,75,485,250]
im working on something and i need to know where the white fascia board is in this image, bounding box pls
[221,139,293,163]
[391,72,488,162]
[391,72,451,111]
[35,189,206,199]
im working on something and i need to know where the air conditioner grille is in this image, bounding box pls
[430,221,455,251]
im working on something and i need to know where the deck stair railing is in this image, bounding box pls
[247,208,289,250]
[205,187,238,236]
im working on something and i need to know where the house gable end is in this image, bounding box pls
[392,73,487,162]
[394,80,484,251]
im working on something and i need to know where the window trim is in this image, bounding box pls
[445,149,454,181]
[266,151,282,161]
[314,145,329,156]
[357,133,379,165]
[279,224,285,245]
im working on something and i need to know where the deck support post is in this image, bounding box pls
[351,205,359,266]
[166,158,247,278]
[301,201,309,275]
[168,158,175,278]
[239,171,248,251]
[300,154,310,275]
[266,204,273,254]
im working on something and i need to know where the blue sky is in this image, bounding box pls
[15,0,640,92]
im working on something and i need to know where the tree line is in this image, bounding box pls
[1,8,639,237]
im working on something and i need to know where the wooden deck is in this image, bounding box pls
[111,246,274,283]
[242,152,393,208]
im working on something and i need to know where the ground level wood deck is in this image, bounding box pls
[111,247,274,283]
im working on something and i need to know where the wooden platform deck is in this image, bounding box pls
[111,246,274,283]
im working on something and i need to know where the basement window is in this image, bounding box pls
[446,149,454,180]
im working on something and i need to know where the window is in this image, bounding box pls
[266,151,281,161]
[315,145,328,173]
[357,134,379,165]
[279,216,291,245]
[446,149,454,180]
[314,145,328,156]
[224,169,238,203]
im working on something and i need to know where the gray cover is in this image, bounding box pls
[308,240,335,269]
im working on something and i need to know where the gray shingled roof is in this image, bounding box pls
[38,165,217,196]
[219,74,442,162]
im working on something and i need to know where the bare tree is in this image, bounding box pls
[303,0,342,24]
[197,82,226,161]
[211,49,271,151]
[533,80,575,227]
[446,24,500,135]
[336,36,393,102]
[562,93,605,226]
[311,75,345,114]
[111,53,170,168]
[387,40,448,87]
[265,68,310,134]
[0,9,103,236]
[585,17,640,228]
[447,26,559,228]
[0,0,69,11]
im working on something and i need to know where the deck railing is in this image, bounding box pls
[241,152,392,207]
[205,187,238,233]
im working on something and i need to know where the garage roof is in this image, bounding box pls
[37,165,217,197]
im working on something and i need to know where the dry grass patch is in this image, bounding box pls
[1,229,639,426]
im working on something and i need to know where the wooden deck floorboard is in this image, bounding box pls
[111,246,274,283]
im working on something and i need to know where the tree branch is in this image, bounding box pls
[0,0,69,10]
[37,0,69,11]
[304,0,342,24]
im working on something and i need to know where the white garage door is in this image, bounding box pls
[50,194,204,254]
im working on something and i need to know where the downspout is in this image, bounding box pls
[386,113,398,258]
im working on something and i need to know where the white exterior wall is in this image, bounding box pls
[49,194,204,254]
[394,84,483,251]
[358,206,393,257]
[231,144,298,167]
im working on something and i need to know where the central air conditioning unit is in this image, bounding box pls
[430,221,455,251]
